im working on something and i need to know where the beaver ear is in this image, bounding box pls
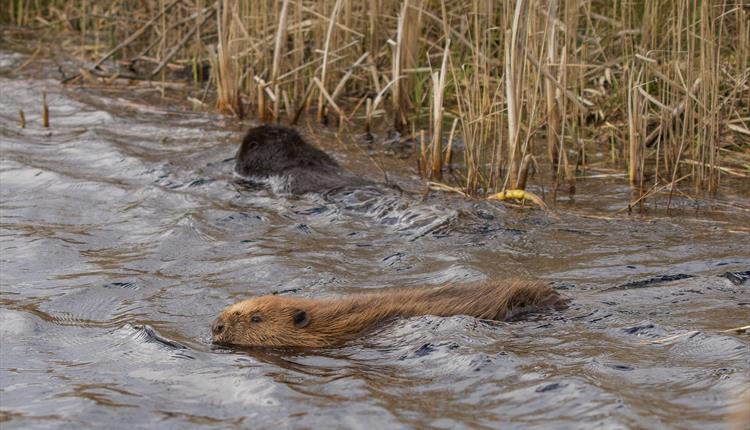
[292,310,309,328]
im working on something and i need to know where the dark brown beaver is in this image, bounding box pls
[211,280,567,348]
[234,125,369,194]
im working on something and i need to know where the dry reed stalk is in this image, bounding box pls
[639,330,701,345]
[271,85,281,121]
[158,0,167,78]
[696,0,721,192]
[41,91,49,128]
[557,49,576,197]
[313,77,345,119]
[429,38,450,180]
[391,1,406,131]
[427,181,467,197]
[365,97,373,135]
[370,76,402,116]
[392,0,421,131]
[722,325,750,334]
[544,0,561,175]
[192,0,206,87]
[367,56,383,95]
[738,6,748,88]
[330,52,369,102]
[563,148,576,195]
[213,0,241,117]
[291,80,316,125]
[680,159,749,178]
[627,68,644,187]
[317,0,344,123]
[549,0,582,195]
[367,0,380,56]
[270,0,290,121]
[516,154,533,190]
[256,77,266,121]
[282,90,292,121]
[444,117,458,171]
[504,0,529,190]
[12,45,41,74]
[419,129,427,177]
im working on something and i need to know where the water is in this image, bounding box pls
[1,47,749,429]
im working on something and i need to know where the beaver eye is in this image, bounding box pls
[250,314,262,323]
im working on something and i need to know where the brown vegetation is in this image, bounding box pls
[3,0,748,203]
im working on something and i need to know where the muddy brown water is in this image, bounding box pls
[1,48,749,429]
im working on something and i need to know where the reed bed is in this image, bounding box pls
[4,0,748,203]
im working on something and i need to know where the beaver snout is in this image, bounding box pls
[211,318,226,343]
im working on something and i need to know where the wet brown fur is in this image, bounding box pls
[212,280,567,348]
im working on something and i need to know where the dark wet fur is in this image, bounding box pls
[234,125,369,194]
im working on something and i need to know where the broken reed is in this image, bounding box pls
[42,91,48,127]
[5,0,748,198]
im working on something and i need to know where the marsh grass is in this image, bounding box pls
[4,0,748,204]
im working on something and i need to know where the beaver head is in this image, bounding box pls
[234,125,373,194]
[211,296,321,348]
[234,125,339,178]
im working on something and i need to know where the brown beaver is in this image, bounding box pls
[211,280,567,348]
[234,125,369,194]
